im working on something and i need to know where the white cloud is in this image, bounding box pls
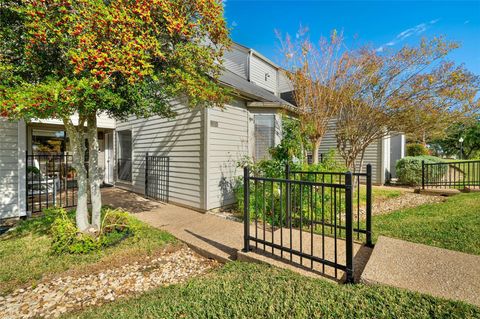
[231,21,238,27]
[376,19,440,52]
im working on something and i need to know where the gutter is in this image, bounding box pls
[247,101,299,115]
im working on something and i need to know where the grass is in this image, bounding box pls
[372,192,480,255]
[362,185,403,205]
[0,211,176,295]
[65,261,479,319]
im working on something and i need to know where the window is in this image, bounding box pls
[117,130,132,182]
[254,115,275,161]
[31,129,66,154]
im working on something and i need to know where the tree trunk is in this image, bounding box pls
[311,138,322,164]
[357,148,366,174]
[63,118,90,232]
[87,113,102,230]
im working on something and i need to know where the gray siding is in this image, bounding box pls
[318,120,383,184]
[223,45,249,79]
[116,102,205,210]
[207,99,249,209]
[278,71,293,93]
[0,119,20,218]
[250,54,278,94]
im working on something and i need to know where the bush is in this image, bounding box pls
[49,207,136,254]
[233,151,347,225]
[406,143,429,156]
[396,156,446,186]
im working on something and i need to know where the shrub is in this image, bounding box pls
[49,207,136,254]
[406,143,429,156]
[233,150,347,225]
[396,156,446,186]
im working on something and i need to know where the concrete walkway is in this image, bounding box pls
[103,188,480,306]
[102,188,371,283]
[361,236,480,306]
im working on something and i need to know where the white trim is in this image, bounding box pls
[203,108,210,211]
[17,120,27,217]
[400,134,406,158]
[381,135,391,184]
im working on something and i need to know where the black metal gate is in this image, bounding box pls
[242,164,373,283]
[145,153,170,202]
[26,153,89,213]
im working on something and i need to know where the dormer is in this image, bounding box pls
[222,42,294,99]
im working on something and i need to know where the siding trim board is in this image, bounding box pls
[18,121,26,217]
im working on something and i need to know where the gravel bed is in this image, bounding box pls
[0,246,217,319]
[372,192,446,216]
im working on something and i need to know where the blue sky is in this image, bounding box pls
[223,0,480,74]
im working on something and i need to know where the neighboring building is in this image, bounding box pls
[316,119,406,185]
[0,42,404,219]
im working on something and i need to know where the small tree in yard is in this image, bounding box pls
[278,29,352,164]
[335,38,479,173]
[1,0,230,233]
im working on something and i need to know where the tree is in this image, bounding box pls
[1,0,230,232]
[430,119,480,159]
[278,29,352,164]
[335,38,479,173]
[269,115,307,164]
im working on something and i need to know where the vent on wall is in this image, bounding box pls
[210,120,219,127]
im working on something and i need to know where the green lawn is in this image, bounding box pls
[0,213,176,295]
[372,192,480,255]
[65,261,479,319]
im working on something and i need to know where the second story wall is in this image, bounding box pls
[223,44,249,80]
[249,54,278,94]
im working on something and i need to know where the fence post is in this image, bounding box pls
[366,164,373,247]
[421,160,425,190]
[243,166,250,252]
[345,171,354,284]
[145,152,149,197]
[285,164,291,226]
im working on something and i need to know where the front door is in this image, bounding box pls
[104,132,114,185]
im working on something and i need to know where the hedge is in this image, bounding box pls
[396,156,446,186]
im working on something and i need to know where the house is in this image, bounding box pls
[316,120,405,185]
[0,42,404,219]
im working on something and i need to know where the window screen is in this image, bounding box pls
[254,115,275,161]
[117,130,132,181]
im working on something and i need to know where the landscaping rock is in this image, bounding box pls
[372,192,446,216]
[0,246,217,318]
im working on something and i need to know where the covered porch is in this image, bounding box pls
[25,119,115,214]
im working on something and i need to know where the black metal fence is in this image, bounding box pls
[242,164,373,283]
[422,160,480,190]
[26,153,89,213]
[145,153,169,202]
